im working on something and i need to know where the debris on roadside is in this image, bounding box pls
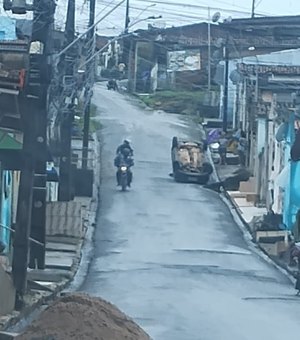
[16,293,151,340]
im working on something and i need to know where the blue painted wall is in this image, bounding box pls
[0,171,12,253]
[0,16,17,40]
[282,113,300,230]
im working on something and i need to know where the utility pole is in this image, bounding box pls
[11,0,55,308]
[223,44,229,132]
[251,0,255,18]
[82,0,96,169]
[127,39,134,92]
[133,41,138,93]
[58,0,76,201]
[123,0,130,72]
[58,0,125,59]
[12,97,36,308]
[29,0,56,270]
[125,0,130,33]
[207,8,211,92]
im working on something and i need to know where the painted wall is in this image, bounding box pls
[280,112,300,230]
[0,171,12,253]
[0,16,17,40]
[46,162,58,202]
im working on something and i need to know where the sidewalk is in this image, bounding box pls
[0,134,100,332]
[0,196,97,332]
[217,164,267,226]
[215,163,299,280]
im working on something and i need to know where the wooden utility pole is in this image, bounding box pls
[12,97,37,308]
[123,0,130,80]
[223,44,229,132]
[127,39,134,92]
[251,0,255,18]
[82,0,96,170]
[125,0,130,33]
[12,0,55,307]
[207,8,211,92]
[29,95,47,270]
[58,0,76,200]
[29,2,55,269]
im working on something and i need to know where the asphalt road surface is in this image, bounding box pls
[81,84,300,340]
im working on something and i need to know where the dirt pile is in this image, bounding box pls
[17,293,151,340]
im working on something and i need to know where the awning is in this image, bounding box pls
[0,130,22,150]
[0,130,55,170]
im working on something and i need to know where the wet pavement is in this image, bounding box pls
[81,84,300,340]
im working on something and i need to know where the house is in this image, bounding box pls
[230,50,300,231]
[102,16,300,94]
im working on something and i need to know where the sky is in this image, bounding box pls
[63,0,300,35]
[1,0,300,35]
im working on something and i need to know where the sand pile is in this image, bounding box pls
[17,293,150,340]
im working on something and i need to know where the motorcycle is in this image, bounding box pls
[115,155,133,191]
[107,79,118,91]
[118,164,129,191]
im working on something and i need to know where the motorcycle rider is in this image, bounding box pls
[116,139,134,157]
[114,141,134,187]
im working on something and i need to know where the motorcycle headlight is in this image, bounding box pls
[120,166,127,171]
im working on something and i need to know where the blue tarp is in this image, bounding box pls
[0,16,17,40]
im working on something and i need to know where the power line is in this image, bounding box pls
[58,0,126,57]
[134,0,268,16]
[97,0,211,22]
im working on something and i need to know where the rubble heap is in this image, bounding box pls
[17,293,150,340]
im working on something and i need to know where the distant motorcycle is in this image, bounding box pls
[107,79,118,91]
[210,142,221,164]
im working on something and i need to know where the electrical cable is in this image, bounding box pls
[134,0,272,16]
[97,0,219,19]
[49,1,300,122]
[97,18,300,93]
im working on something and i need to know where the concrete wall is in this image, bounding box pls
[46,201,83,238]
[46,182,58,202]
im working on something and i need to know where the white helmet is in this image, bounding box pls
[124,139,131,145]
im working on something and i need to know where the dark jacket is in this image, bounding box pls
[116,143,133,156]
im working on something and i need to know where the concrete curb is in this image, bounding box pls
[210,165,296,286]
[205,143,295,284]
[219,193,296,285]
[63,131,101,293]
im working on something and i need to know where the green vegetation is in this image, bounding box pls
[140,90,207,116]
[75,102,101,134]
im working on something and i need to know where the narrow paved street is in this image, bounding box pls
[81,84,300,340]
